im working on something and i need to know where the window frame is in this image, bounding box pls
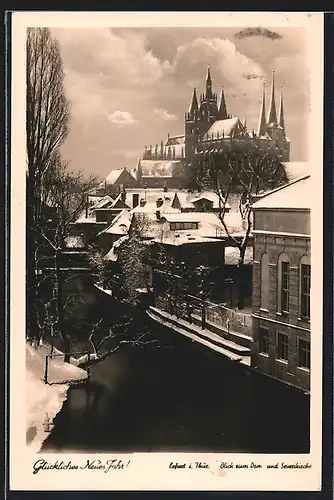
[300,258,311,320]
[276,331,289,362]
[298,338,310,370]
[258,327,270,355]
[277,253,290,315]
[281,261,290,314]
[260,253,269,311]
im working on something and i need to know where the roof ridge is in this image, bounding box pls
[253,174,310,204]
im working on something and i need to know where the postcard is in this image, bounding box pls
[9,11,323,491]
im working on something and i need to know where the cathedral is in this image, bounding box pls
[134,67,290,188]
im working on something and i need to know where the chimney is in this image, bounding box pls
[85,196,89,218]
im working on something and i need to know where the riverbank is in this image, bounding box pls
[26,342,88,452]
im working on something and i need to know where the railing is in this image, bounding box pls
[155,294,252,336]
[194,303,252,336]
[44,351,91,385]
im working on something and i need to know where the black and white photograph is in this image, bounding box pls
[9,11,324,491]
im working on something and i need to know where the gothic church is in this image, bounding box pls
[134,67,290,188]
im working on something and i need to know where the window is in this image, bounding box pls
[277,332,289,361]
[277,253,290,314]
[281,261,290,313]
[259,327,270,354]
[298,339,310,369]
[260,253,269,310]
[301,263,311,319]
[170,221,199,231]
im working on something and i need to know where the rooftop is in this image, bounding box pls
[173,190,231,210]
[138,159,182,178]
[98,209,131,236]
[252,175,311,210]
[204,117,241,140]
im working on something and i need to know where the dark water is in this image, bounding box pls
[42,301,310,454]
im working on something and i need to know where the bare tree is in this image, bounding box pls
[196,147,288,309]
[35,157,97,361]
[26,27,70,340]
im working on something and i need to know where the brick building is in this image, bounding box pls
[251,175,311,392]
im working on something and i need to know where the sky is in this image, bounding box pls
[52,26,309,181]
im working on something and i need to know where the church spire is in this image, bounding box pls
[218,87,228,120]
[205,66,213,100]
[257,80,267,136]
[278,85,286,135]
[188,87,199,114]
[267,70,278,124]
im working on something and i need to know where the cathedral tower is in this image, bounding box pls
[185,86,200,161]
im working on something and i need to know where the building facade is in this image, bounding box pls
[251,175,311,392]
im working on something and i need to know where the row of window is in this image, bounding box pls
[170,222,199,231]
[258,327,310,369]
[260,253,310,320]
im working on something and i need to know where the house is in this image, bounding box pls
[70,193,131,247]
[171,190,231,213]
[251,175,311,392]
[94,194,131,223]
[98,167,138,193]
[96,209,132,255]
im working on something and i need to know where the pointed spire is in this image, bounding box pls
[278,85,285,135]
[218,87,228,120]
[205,66,213,100]
[188,87,199,114]
[257,80,267,136]
[267,70,278,124]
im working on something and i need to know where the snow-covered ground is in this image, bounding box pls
[26,343,88,452]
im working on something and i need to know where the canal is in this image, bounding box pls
[42,281,310,454]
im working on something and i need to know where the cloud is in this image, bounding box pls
[153,108,177,121]
[170,38,265,94]
[54,27,308,176]
[107,111,137,126]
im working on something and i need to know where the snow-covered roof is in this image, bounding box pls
[172,191,231,211]
[224,246,253,265]
[161,211,245,238]
[105,168,125,185]
[139,160,182,178]
[252,175,311,210]
[203,117,240,140]
[130,201,179,215]
[90,194,114,210]
[282,162,310,181]
[190,191,231,209]
[104,235,129,261]
[103,167,137,187]
[108,193,131,210]
[99,209,131,236]
[88,195,104,204]
[74,209,97,224]
[152,233,223,247]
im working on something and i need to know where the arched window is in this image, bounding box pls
[277,253,290,314]
[260,253,269,310]
[299,255,311,320]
